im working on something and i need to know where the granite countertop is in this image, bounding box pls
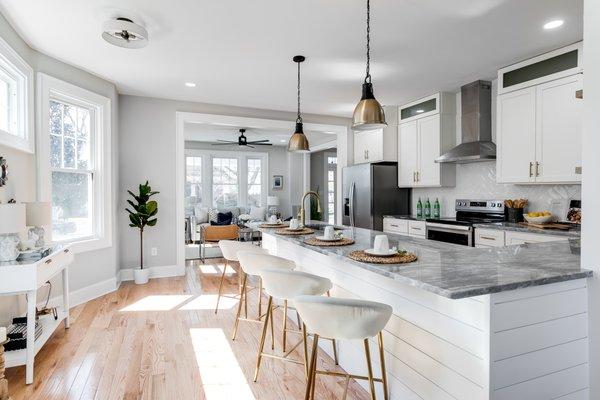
[383,215,426,221]
[256,222,591,300]
[474,222,581,237]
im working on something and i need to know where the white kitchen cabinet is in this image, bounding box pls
[408,220,426,238]
[496,42,583,184]
[383,217,409,235]
[504,231,569,245]
[475,228,505,247]
[353,106,397,165]
[397,93,456,188]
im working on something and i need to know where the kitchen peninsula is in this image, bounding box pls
[258,223,591,400]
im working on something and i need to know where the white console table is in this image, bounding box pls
[0,245,73,384]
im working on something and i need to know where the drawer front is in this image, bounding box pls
[475,229,505,247]
[383,218,409,234]
[37,249,74,287]
[505,231,570,245]
[408,220,426,237]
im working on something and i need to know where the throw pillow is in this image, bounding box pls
[250,206,265,221]
[208,208,219,223]
[194,205,209,223]
[217,211,233,225]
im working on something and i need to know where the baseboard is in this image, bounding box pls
[119,264,184,282]
[43,276,119,310]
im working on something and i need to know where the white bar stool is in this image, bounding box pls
[216,240,266,315]
[254,269,337,383]
[233,251,296,341]
[295,296,393,400]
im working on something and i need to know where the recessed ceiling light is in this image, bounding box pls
[415,109,424,113]
[543,19,564,30]
[185,82,196,88]
[280,139,286,143]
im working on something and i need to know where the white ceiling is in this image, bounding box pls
[184,122,336,147]
[0,0,583,117]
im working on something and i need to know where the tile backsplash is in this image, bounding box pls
[412,162,581,218]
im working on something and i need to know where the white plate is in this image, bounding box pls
[364,248,397,257]
[315,236,341,242]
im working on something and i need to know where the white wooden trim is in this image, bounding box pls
[0,35,34,153]
[36,73,113,254]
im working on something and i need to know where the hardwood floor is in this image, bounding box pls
[6,258,369,399]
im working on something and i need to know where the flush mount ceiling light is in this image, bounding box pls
[288,55,310,153]
[352,0,386,131]
[102,17,148,49]
[544,19,564,30]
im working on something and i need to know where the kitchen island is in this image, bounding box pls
[257,223,591,400]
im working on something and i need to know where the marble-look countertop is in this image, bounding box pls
[474,222,581,237]
[255,222,591,299]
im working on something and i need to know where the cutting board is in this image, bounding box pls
[518,222,571,230]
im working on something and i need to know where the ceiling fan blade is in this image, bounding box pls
[252,143,273,146]
[246,144,255,148]
[211,142,236,145]
[247,139,270,143]
[216,139,236,143]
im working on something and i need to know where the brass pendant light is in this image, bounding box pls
[288,55,310,153]
[352,0,386,131]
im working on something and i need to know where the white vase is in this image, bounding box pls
[134,268,150,284]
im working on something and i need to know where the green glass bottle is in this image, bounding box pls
[416,198,423,218]
[433,198,441,218]
[424,198,431,218]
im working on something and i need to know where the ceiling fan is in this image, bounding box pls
[211,128,273,148]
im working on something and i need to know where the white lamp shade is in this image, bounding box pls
[0,203,26,234]
[267,196,280,206]
[25,202,52,226]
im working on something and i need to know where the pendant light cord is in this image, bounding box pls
[365,0,371,84]
[296,60,302,123]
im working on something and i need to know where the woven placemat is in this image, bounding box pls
[275,227,315,235]
[304,237,355,247]
[348,250,418,264]
[259,223,287,228]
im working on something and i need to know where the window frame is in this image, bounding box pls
[185,155,203,216]
[37,73,112,254]
[0,36,34,153]
[185,148,268,209]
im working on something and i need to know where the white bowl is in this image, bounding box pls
[524,214,554,224]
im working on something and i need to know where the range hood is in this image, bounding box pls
[436,80,495,163]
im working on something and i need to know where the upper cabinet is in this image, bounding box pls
[497,42,583,184]
[397,93,456,188]
[353,106,398,165]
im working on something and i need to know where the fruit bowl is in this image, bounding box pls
[524,212,554,224]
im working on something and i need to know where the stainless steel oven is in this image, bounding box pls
[425,223,473,246]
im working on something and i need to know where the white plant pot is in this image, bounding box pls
[134,268,150,285]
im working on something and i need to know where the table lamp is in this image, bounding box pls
[267,196,280,218]
[0,203,25,262]
[25,202,52,247]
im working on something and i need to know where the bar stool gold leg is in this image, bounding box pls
[302,323,309,378]
[304,334,319,400]
[253,296,273,382]
[378,331,389,400]
[232,273,247,340]
[364,338,376,400]
[257,278,263,321]
[214,260,228,314]
[270,302,275,350]
[282,300,288,353]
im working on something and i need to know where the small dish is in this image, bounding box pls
[364,248,397,257]
[315,236,341,242]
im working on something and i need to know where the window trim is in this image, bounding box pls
[185,149,268,209]
[37,73,112,254]
[0,35,34,153]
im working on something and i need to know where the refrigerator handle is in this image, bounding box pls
[349,182,355,227]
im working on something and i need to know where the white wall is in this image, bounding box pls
[118,94,348,271]
[0,12,119,325]
[184,141,295,217]
[582,0,600,397]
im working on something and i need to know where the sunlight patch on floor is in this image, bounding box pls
[198,263,236,275]
[179,294,238,310]
[120,295,193,311]
[190,328,255,400]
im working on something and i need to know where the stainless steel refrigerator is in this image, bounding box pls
[342,162,411,231]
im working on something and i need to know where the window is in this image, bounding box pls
[247,158,262,207]
[212,157,239,208]
[185,156,202,216]
[326,155,337,224]
[0,36,33,152]
[39,73,112,252]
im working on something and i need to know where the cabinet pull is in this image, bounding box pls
[417,171,420,182]
[480,236,496,241]
[366,150,369,159]
[411,227,422,231]
[44,259,53,264]
[413,172,416,182]
[535,162,540,177]
[64,249,69,254]
[390,224,399,228]
[529,162,533,178]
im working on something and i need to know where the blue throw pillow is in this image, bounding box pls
[210,211,233,226]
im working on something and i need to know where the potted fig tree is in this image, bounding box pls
[126,181,159,284]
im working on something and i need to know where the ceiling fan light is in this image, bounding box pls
[288,122,310,153]
[352,82,386,131]
[102,18,149,49]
